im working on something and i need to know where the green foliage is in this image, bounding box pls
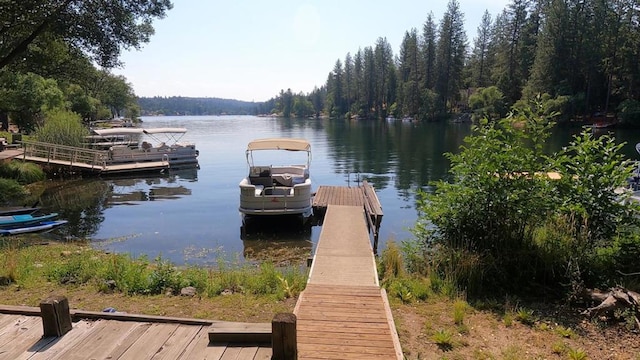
[0,161,45,184]
[515,307,536,326]
[617,99,640,126]
[453,299,467,325]
[148,256,183,294]
[468,86,506,122]
[431,329,455,351]
[379,240,405,282]
[555,326,576,339]
[0,178,29,205]
[566,347,588,360]
[0,1,173,69]
[595,232,640,286]
[46,252,101,285]
[414,99,557,293]
[0,72,64,133]
[412,96,640,295]
[552,130,638,243]
[35,108,89,147]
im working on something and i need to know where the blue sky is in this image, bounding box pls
[113,1,511,102]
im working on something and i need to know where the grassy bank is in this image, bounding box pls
[0,236,306,322]
[0,237,638,359]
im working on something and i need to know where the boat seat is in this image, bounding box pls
[249,176,273,187]
[249,166,273,186]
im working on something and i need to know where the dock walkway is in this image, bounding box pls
[294,204,402,359]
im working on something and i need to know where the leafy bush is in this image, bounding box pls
[413,96,639,296]
[414,99,557,293]
[617,99,640,126]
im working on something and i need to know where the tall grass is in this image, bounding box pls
[0,161,45,184]
[35,109,88,147]
[0,239,307,300]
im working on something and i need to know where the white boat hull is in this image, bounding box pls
[239,178,312,217]
[108,144,199,166]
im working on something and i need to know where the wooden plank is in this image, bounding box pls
[51,320,143,360]
[0,316,48,360]
[18,320,94,360]
[380,288,404,360]
[118,323,180,360]
[0,316,41,349]
[70,309,216,325]
[208,322,271,344]
[254,347,272,360]
[219,346,242,360]
[91,322,153,360]
[0,314,26,332]
[150,324,203,360]
[298,350,396,360]
[40,296,72,337]
[236,346,259,360]
[304,284,381,295]
[177,327,227,360]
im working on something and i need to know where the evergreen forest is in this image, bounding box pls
[267,0,640,127]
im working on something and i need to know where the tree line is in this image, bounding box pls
[269,0,640,126]
[137,97,264,116]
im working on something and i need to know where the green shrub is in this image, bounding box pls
[0,178,29,205]
[0,161,45,184]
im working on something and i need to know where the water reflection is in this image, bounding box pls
[241,216,313,266]
[39,168,199,239]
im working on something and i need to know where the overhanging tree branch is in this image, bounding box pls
[0,0,75,70]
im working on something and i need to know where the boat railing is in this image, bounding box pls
[20,140,108,169]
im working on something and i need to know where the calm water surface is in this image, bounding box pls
[38,116,640,266]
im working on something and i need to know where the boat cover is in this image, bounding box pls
[246,138,311,152]
[92,128,187,136]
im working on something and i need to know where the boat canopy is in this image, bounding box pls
[92,128,144,136]
[92,127,188,136]
[246,138,311,152]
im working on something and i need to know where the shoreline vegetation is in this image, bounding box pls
[0,237,638,358]
[0,101,639,358]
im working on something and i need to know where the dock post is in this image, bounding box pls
[40,295,72,337]
[272,312,297,360]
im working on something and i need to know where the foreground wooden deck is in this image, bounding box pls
[0,312,270,360]
[295,205,402,359]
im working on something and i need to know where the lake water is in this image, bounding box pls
[37,116,640,266]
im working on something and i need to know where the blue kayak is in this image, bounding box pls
[0,220,68,235]
[0,213,59,229]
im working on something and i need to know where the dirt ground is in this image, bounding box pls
[392,299,640,360]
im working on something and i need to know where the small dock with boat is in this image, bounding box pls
[13,127,199,175]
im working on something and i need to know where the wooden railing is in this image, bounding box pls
[21,140,108,170]
[362,180,384,253]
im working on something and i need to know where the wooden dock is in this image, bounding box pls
[312,180,384,253]
[294,204,402,359]
[17,141,171,174]
[0,304,271,360]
